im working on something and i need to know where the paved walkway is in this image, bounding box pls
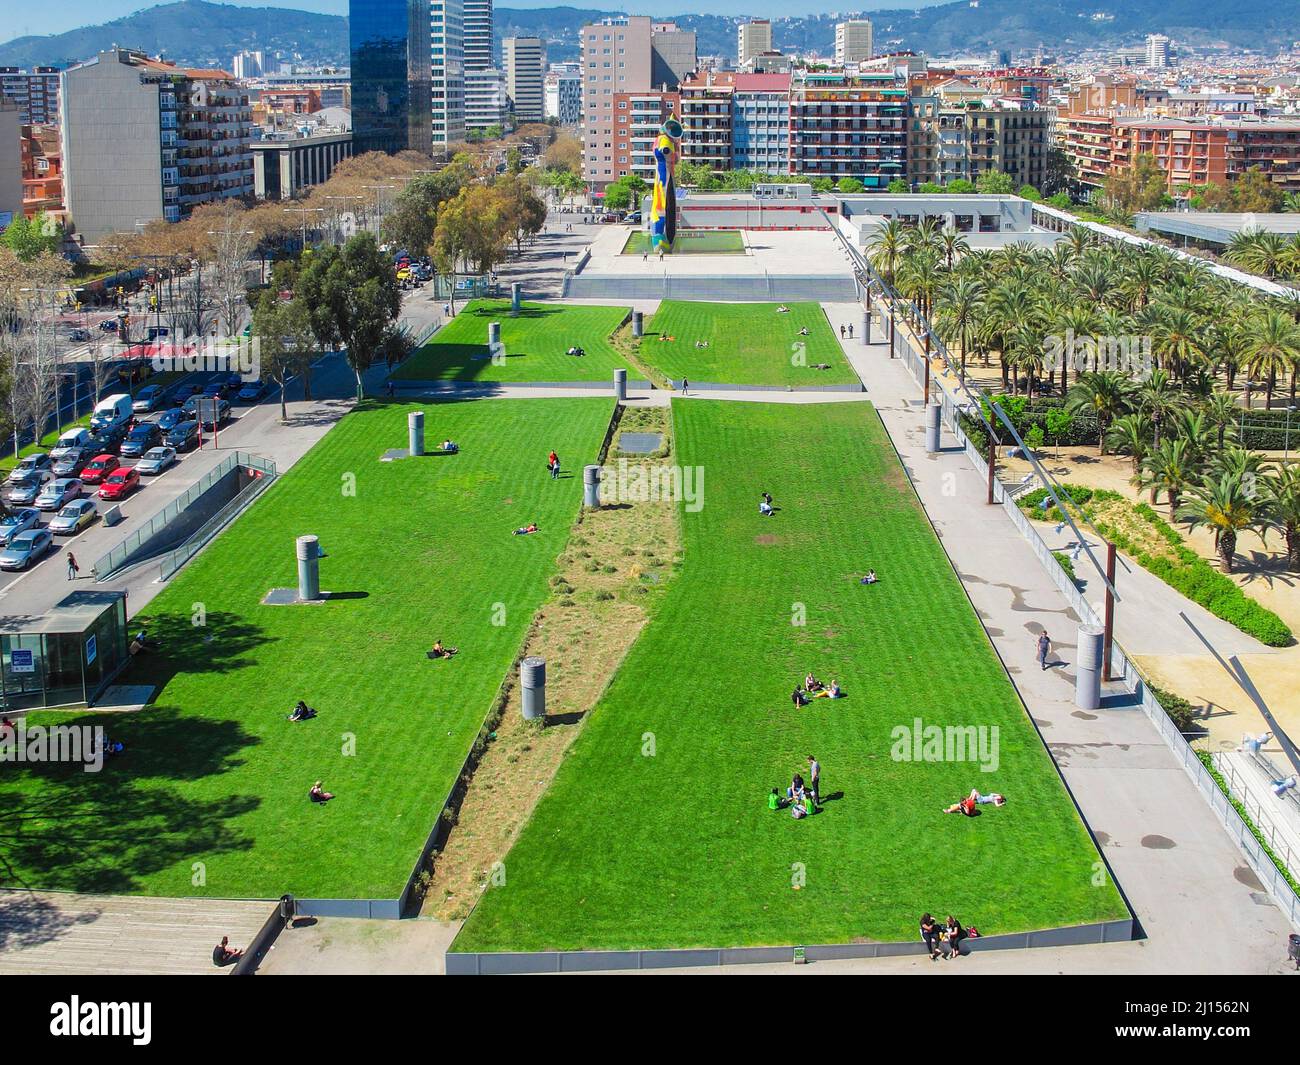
[0,890,271,975]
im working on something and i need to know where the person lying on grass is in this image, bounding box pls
[861,570,879,585]
[694,340,709,348]
[759,499,774,517]
[513,523,539,536]
[441,440,459,453]
[288,700,318,722]
[309,781,334,803]
[791,687,808,708]
[792,794,816,819]
[657,334,675,342]
[798,327,809,336]
[811,680,842,699]
[428,639,459,659]
[943,788,1006,815]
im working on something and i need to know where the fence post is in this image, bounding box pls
[987,438,996,505]
[1102,541,1117,680]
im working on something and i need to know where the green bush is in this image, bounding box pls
[1198,751,1300,896]
[1149,685,1201,733]
[1052,551,1078,585]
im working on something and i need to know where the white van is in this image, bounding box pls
[89,394,133,432]
[49,427,92,459]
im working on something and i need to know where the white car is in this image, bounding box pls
[134,446,177,475]
[48,499,98,536]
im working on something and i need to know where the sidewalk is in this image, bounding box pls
[815,301,1294,973]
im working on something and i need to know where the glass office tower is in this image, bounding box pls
[350,0,432,154]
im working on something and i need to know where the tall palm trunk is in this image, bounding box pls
[1219,528,1237,573]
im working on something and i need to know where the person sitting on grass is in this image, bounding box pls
[861,570,878,585]
[759,498,774,517]
[777,306,790,314]
[813,680,842,700]
[798,326,809,336]
[441,440,459,453]
[787,773,806,803]
[791,686,808,708]
[513,523,540,536]
[289,700,318,722]
[428,639,459,659]
[309,781,334,803]
[804,673,823,694]
[566,346,586,357]
[767,788,782,811]
[791,796,809,819]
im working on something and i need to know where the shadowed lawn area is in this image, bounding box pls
[0,398,614,900]
[636,301,860,387]
[453,399,1126,952]
[622,230,745,255]
[393,299,645,383]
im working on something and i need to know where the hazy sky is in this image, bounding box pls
[0,0,929,41]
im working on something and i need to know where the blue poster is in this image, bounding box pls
[85,634,97,665]
[11,649,34,674]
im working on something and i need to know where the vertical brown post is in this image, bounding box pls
[923,352,931,405]
[987,437,996,504]
[888,308,895,358]
[1102,541,1117,681]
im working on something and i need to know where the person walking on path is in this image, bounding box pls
[840,324,846,339]
[681,377,689,396]
[548,450,560,480]
[847,322,854,340]
[66,552,79,582]
[1036,630,1052,670]
[807,755,821,805]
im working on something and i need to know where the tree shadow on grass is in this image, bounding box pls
[125,610,275,692]
[0,707,261,895]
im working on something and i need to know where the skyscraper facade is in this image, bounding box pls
[349,0,431,154]
[431,0,465,151]
[463,0,494,72]
[504,36,545,123]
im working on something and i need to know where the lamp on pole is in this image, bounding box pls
[361,184,398,239]
[283,207,325,254]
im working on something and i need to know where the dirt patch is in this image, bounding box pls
[754,533,780,545]
[419,405,683,921]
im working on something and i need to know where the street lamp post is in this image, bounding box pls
[1287,405,1297,463]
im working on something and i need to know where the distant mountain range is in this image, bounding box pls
[1,0,1297,71]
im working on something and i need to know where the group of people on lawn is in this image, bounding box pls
[770,756,822,819]
[791,673,841,707]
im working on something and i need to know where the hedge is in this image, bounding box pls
[1149,684,1201,734]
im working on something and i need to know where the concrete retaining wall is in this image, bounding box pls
[394,379,655,392]
[673,379,864,394]
[564,274,860,303]
[445,918,1135,974]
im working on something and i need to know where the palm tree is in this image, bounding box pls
[1245,310,1300,409]
[1138,437,1198,517]
[1062,225,1094,260]
[1135,369,1186,447]
[1201,390,1240,450]
[1227,231,1290,280]
[867,219,908,286]
[937,230,970,270]
[933,275,984,380]
[1150,306,1205,380]
[1105,411,1154,472]
[1052,304,1102,392]
[1067,370,1135,454]
[1283,192,1300,214]
[1264,463,1300,570]
[1180,471,1269,573]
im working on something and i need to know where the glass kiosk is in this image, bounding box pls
[0,591,130,710]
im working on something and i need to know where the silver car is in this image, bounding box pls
[0,507,40,545]
[7,452,52,484]
[135,446,177,475]
[48,499,98,536]
[5,469,53,506]
[0,528,54,569]
[35,477,82,512]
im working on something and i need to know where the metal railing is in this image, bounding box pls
[1213,752,1300,883]
[158,463,277,579]
[91,451,276,580]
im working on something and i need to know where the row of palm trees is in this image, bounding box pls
[866,219,1300,574]
[868,219,1300,409]
[1225,228,1300,283]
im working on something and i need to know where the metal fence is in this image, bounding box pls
[91,451,277,580]
[1213,751,1300,884]
[158,463,278,579]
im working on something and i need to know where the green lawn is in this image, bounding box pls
[636,301,860,387]
[453,400,1126,952]
[0,397,614,901]
[622,230,746,255]
[393,299,644,383]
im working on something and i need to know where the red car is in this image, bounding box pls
[98,467,140,501]
[80,454,120,485]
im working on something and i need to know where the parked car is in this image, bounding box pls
[0,528,54,570]
[201,379,230,400]
[99,318,120,333]
[67,327,92,343]
[89,393,133,432]
[155,407,187,432]
[183,395,230,429]
[79,454,121,485]
[50,428,92,460]
[5,469,53,506]
[236,379,267,403]
[48,498,98,536]
[135,446,177,475]
[52,448,91,478]
[98,467,140,501]
[8,452,53,483]
[133,385,165,413]
[0,507,40,545]
[164,421,201,452]
[35,478,82,512]
[119,422,162,458]
[85,424,128,456]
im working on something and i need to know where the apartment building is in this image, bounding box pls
[545,67,582,125]
[738,20,772,68]
[680,72,733,178]
[910,99,1051,189]
[0,67,61,125]
[61,49,254,242]
[581,16,695,187]
[0,106,20,226]
[613,89,679,182]
[834,21,874,67]
[432,0,466,151]
[20,123,63,219]
[788,71,907,188]
[733,73,791,173]
[504,37,545,122]
[1058,111,1116,190]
